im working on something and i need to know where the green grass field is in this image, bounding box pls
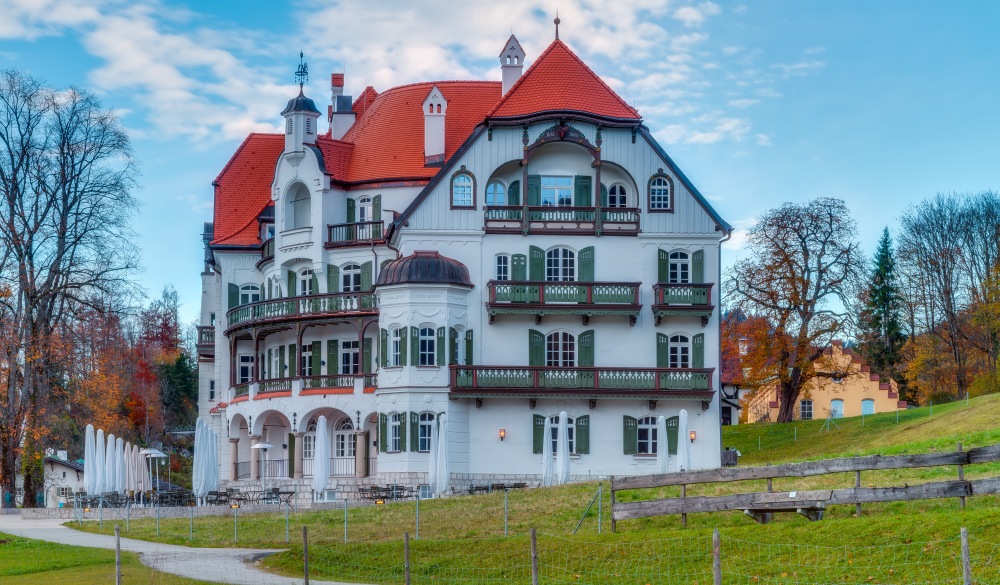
[67,394,1000,584]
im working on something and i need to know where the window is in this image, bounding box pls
[541,176,573,207]
[59,486,72,498]
[209,380,215,401]
[357,197,373,223]
[548,415,576,454]
[239,284,261,305]
[210,312,216,326]
[270,278,282,299]
[862,399,875,416]
[668,334,690,368]
[289,186,311,228]
[546,332,575,367]
[238,355,255,384]
[305,118,313,134]
[738,337,749,356]
[299,269,314,296]
[341,340,360,375]
[545,247,576,282]
[341,264,361,293]
[418,413,435,452]
[418,327,435,366]
[830,399,844,419]
[390,328,403,367]
[486,181,506,206]
[637,416,658,454]
[608,184,628,208]
[335,417,355,457]
[301,346,313,377]
[271,349,281,379]
[668,252,690,284]
[390,413,402,452]
[302,434,315,459]
[800,399,813,421]
[452,173,474,207]
[495,254,510,281]
[263,223,275,240]
[649,175,672,211]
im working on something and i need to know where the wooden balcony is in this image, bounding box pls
[449,365,714,403]
[258,237,275,266]
[486,281,641,325]
[484,206,640,236]
[196,326,215,359]
[651,283,715,326]
[225,292,377,333]
[325,221,384,248]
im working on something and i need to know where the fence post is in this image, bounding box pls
[344,498,348,543]
[610,476,617,533]
[190,504,194,541]
[681,484,688,528]
[115,525,122,585]
[855,471,862,517]
[957,442,966,509]
[404,532,411,585]
[416,495,420,540]
[530,528,539,585]
[598,482,603,535]
[504,489,509,537]
[303,526,310,585]
[961,527,971,585]
[712,528,721,585]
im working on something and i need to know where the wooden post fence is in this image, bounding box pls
[530,528,539,585]
[114,525,122,585]
[961,527,971,585]
[957,443,966,509]
[712,528,721,585]
[404,531,411,585]
[303,526,309,585]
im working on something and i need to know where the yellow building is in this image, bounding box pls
[745,341,907,422]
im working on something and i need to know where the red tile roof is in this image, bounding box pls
[487,40,640,121]
[211,133,283,246]
[353,86,379,118]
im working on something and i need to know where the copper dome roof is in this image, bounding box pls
[376,251,473,288]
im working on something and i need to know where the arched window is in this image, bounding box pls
[341,263,361,293]
[830,399,844,419]
[862,399,875,416]
[485,181,506,206]
[636,416,658,454]
[495,254,511,281]
[546,331,576,367]
[668,334,690,368]
[299,269,314,296]
[545,247,576,282]
[335,416,355,457]
[418,327,436,366]
[288,184,311,229]
[799,400,813,421]
[390,328,403,367]
[608,184,628,208]
[451,172,474,208]
[418,413,435,452]
[357,197,373,223]
[548,415,576,454]
[239,284,261,305]
[648,175,673,211]
[668,252,690,284]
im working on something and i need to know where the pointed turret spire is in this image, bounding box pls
[554,12,561,40]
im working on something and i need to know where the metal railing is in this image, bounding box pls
[261,237,275,261]
[302,375,358,390]
[450,365,714,391]
[232,383,250,399]
[234,461,250,479]
[488,280,640,305]
[327,221,384,246]
[258,378,293,393]
[226,292,377,328]
[652,283,713,306]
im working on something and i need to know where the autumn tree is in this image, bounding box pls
[856,228,908,400]
[725,197,865,423]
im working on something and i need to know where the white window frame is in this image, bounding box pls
[800,399,813,421]
[668,334,691,369]
[357,196,373,223]
[390,328,403,367]
[541,176,573,207]
[299,269,314,296]
[546,331,576,368]
[452,173,473,207]
[636,416,658,454]
[418,412,435,452]
[548,415,576,454]
[485,181,506,206]
[341,263,362,293]
[545,247,576,282]
[238,354,255,384]
[301,345,313,377]
[608,184,628,208]
[418,327,435,367]
[390,413,402,452]
[341,340,360,375]
[335,416,355,457]
[302,434,315,459]
[495,254,511,281]
[649,176,671,210]
[239,284,261,305]
[668,252,690,284]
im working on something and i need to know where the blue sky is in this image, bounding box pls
[2,0,997,323]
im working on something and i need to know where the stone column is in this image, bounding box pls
[249,435,261,480]
[293,432,305,479]
[229,438,239,481]
[355,430,369,478]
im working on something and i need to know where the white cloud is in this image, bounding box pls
[755,133,772,146]
[723,217,757,251]
[672,2,721,27]
[804,46,827,55]
[687,117,751,144]
[727,98,759,108]
[772,60,825,77]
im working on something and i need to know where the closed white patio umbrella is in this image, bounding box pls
[123,442,133,493]
[434,414,449,497]
[540,417,553,487]
[555,411,570,485]
[94,429,106,494]
[426,415,439,496]
[655,415,669,474]
[676,409,690,472]
[115,437,126,493]
[311,416,330,501]
[192,418,206,502]
[84,425,96,495]
[105,433,116,494]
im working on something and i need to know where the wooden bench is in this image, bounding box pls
[740,490,831,524]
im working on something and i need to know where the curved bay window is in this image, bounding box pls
[418,327,436,366]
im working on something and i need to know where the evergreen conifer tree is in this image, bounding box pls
[858,228,908,400]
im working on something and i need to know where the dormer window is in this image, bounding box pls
[451,171,475,208]
[648,174,674,212]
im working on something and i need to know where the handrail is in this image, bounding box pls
[258,378,294,393]
[226,292,377,328]
[327,220,384,245]
[652,283,714,306]
[450,365,713,391]
[261,237,275,261]
[302,374,361,389]
[488,280,641,305]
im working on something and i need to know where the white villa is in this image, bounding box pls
[198,29,731,498]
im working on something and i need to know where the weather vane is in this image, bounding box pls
[295,51,309,93]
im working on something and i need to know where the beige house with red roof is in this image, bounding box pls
[199,30,731,499]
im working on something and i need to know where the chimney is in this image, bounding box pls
[500,35,525,95]
[422,85,446,165]
[329,72,356,140]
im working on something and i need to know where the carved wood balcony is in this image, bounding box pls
[325,221,384,248]
[651,283,715,326]
[484,206,640,236]
[196,326,215,359]
[225,292,378,334]
[449,365,714,402]
[486,280,641,325]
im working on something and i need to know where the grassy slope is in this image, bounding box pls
[68,395,1000,584]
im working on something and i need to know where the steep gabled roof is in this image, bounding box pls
[211,133,284,246]
[487,40,640,122]
[353,86,379,118]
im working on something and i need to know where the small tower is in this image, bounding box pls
[281,52,321,151]
[500,35,525,95]
[422,85,447,165]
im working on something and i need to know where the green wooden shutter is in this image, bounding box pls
[310,272,318,295]
[508,180,520,206]
[436,327,446,366]
[529,329,545,366]
[692,333,705,368]
[410,326,419,366]
[311,341,321,377]
[373,194,382,222]
[288,344,297,377]
[261,280,267,301]
[328,340,338,376]
[692,250,704,284]
[278,345,286,378]
[579,247,595,282]
[623,416,638,455]
[465,330,474,365]
[400,328,408,366]
[600,183,608,207]
[574,175,592,207]
[287,271,297,296]
[512,254,527,281]
[379,329,388,368]
[266,348,272,379]
[409,412,419,452]
[327,265,339,294]
[228,283,239,309]
[363,337,372,373]
[361,262,373,291]
[658,249,669,283]
[533,414,546,454]
[347,198,356,223]
[527,174,541,206]
[578,330,595,367]
[529,246,544,281]
[666,416,679,455]
[449,327,459,365]
[657,333,670,368]
[575,415,590,454]
[287,433,295,477]
[379,414,388,452]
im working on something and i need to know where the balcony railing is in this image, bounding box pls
[450,365,714,398]
[226,292,377,329]
[486,280,641,325]
[651,283,715,325]
[301,457,357,477]
[364,373,378,388]
[326,221,384,248]
[263,459,288,479]
[196,326,215,358]
[260,237,275,263]
[232,383,250,399]
[234,461,250,479]
[484,206,640,236]
[258,378,293,394]
[302,375,359,390]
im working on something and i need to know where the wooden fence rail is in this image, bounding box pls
[611,443,1000,528]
